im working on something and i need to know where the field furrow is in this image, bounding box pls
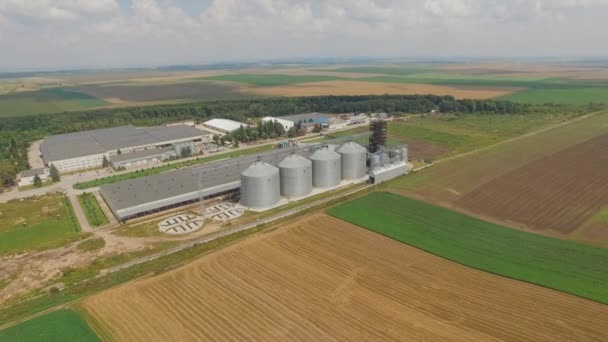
[84,214,608,341]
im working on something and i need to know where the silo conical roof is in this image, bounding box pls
[241,161,279,177]
[277,154,311,169]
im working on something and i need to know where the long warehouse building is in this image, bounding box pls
[40,125,213,173]
[99,143,345,221]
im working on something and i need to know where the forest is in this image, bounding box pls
[0,95,601,188]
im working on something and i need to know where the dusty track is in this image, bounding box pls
[457,133,608,234]
[84,214,608,341]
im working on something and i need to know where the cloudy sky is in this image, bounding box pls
[0,0,607,70]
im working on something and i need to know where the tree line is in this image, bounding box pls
[0,95,601,189]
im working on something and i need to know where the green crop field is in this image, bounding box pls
[0,88,106,117]
[202,74,344,86]
[0,193,82,255]
[0,309,99,342]
[77,193,109,227]
[328,192,608,304]
[73,144,275,189]
[324,66,608,104]
[389,112,581,156]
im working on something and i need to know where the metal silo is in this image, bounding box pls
[337,141,367,180]
[240,160,280,209]
[277,153,312,198]
[309,146,341,188]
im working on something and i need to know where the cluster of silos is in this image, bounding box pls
[240,141,368,209]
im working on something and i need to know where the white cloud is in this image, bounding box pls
[0,0,119,22]
[0,0,607,70]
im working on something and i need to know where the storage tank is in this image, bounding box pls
[240,160,280,209]
[277,153,312,198]
[337,141,367,180]
[309,146,341,188]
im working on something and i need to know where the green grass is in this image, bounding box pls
[77,194,109,227]
[0,88,106,117]
[76,238,106,252]
[328,192,608,304]
[0,309,99,342]
[0,193,82,255]
[501,87,608,104]
[202,74,344,86]
[388,113,580,156]
[73,144,275,190]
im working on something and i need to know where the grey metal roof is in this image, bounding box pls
[109,147,174,163]
[100,132,371,220]
[282,112,330,122]
[41,125,210,162]
[20,168,47,178]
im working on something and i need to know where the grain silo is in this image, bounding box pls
[336,141,367,180]
[240,160,280,209]
[277,153,312,198]
[309,146,341,188]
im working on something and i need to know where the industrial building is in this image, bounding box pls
[40,125,213,173]
[202,118,248,133]
[261,117,294,131]
[100,127,409,222]
[109,147,175,169]
[18,168,49,187]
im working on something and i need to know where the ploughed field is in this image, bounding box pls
[328,192,608,304]
[388,110,608,244]
[456,133,608,234]
[84,214,608,341]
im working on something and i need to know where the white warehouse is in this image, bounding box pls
[40,125,212,173]
[262,117,294,131]
[202,118,248,133]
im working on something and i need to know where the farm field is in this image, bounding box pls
[456,133,608,234]
[327,66,608,104]
[83,214,608,341]
[386,110,608,244]
[69,81,245,103]
[387,110,608,207]
[328,192,608,304]
[77,193,109,227]
[243,80,515,99]
[388,112,581,158]
[202,73,345,86]
[500,87,608,104]
[0,193,81,255]
[0,309,99,342]
[0,88,105,117]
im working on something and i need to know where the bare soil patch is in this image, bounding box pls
[456,133,608,235]
[242,80,517,99]
[84,214,608,342]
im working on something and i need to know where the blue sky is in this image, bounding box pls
[0,0,607,70]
